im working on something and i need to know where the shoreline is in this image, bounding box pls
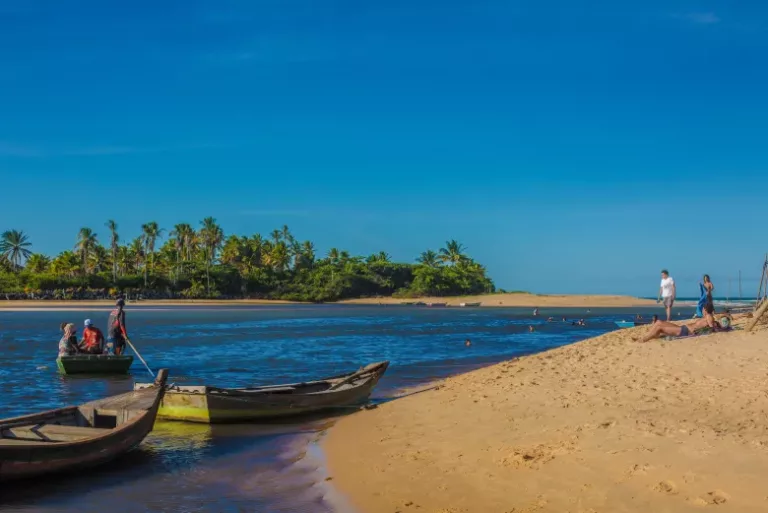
[323,313,768,513]
[0,293,657,311]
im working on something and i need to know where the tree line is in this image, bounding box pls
[0,220,495,301]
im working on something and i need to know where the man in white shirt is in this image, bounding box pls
[657,269,676,321]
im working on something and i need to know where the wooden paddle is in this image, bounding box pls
[124,337,155,378]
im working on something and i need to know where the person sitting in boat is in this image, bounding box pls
[58,322,79,356]
[106,297,128,355]
[79,319,105,354]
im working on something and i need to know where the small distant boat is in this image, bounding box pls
[426,302,447,307]
[0,369,168,482]
[56,355,134,375]
[136,361,389,424]
[400,302,415,305]
[460,302,482,307]
[413,302,426,306]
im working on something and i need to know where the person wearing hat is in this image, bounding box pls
[106,297,128,355]
[79,318,105,354]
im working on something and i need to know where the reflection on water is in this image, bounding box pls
[0,305,687,512]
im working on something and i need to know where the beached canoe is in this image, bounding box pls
[0,369,168,482]
[56,354,134,375]
[426,302,447,307]
[460,302,482,307]
[135,361,389,424]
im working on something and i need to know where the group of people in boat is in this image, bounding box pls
[58,298,128,356]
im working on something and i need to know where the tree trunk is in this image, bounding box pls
[747,299,768,332]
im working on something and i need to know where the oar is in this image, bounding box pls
[124,337,155,378]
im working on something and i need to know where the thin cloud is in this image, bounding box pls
[677,12,720,25]
[239,209,312,217]
[0,142,232,158]
[0,141,44,157]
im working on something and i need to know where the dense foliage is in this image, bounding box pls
[0,221,495,302]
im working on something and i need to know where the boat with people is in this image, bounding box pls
[56,354,134,375]
[0,369,168,482]
[135,361,389,424]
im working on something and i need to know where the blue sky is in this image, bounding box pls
[1,0,767,296]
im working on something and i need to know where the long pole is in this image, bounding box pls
[739,270,742,300]
[124,337,155,377]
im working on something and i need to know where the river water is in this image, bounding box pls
[0,305,686,512]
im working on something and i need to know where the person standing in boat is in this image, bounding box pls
[79,319,104,354]
[106,297,128,355]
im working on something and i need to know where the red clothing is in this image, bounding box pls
[81,326,104,354]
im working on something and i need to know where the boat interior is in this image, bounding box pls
[0,407,121,445]
[0,387,158,445]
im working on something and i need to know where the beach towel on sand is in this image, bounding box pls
[695,283,707,318]
[664,325,735,341]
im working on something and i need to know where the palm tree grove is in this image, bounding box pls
[0,222,495,301]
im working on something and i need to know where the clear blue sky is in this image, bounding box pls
[1,0,766,296]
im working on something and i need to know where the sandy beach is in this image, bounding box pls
[340,293,657,308]
[0,294,656,311]
[325,314,768,513]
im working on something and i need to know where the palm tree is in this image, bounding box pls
[0,230,32,270]
[199,217,223,295]
[89,244,110,273]
[75,228,98,274]
[141,222,164,286]
[298,240,315,270]
[327,247,341,264]
[105,220,119,283]
[439,240,466,266]
[51,251,81,278]
[25,253,51,273]
[270,229,282,245]
[130,237,145,275]
[417,250,441,268]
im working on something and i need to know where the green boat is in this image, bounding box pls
[56,355,134,375]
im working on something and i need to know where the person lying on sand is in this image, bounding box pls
[636,304,717,342]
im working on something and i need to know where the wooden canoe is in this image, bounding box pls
[135,361,389,424]
[460,302,482,307]
[0,369,168,482]
[56,355,134,375]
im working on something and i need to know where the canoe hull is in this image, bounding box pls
[0,369,168,482]
[151,361,389,424]
[56,355,134,375]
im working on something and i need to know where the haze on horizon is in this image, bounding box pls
[1,0,767,297]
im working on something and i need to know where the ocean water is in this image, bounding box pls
[0,304,693,512]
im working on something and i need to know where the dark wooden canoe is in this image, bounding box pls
[56,355,134,375]
[135,361,389,424]
[0,369,168,482]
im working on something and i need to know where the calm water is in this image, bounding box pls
[0,304,692,512]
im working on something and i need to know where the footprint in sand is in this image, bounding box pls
[693,490,731,506]
[653,480,679,495]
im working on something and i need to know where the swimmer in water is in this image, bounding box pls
[465,339,471,347]
[529,325,535,333]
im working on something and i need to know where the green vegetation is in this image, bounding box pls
[0,222,495,302]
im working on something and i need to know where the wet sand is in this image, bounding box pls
[340,293,657,308]
[0,294,655,311]
[325,314,768,513]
